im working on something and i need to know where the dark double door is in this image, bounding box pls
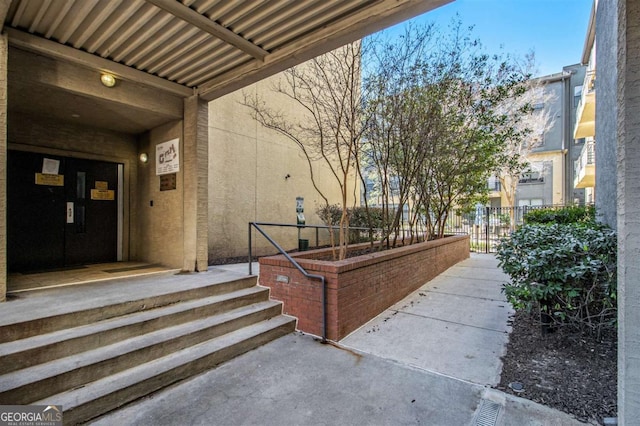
[8,150,119,272]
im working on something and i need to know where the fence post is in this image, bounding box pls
[485,206,490,253]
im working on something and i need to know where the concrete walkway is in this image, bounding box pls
[342,254,513,387]
[90,254,588,426]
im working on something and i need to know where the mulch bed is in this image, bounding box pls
[496,310,617,424]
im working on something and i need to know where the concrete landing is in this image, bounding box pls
[0,265,255,327]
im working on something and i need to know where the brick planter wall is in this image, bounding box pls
[258,234,470,341]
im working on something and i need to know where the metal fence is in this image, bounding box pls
[444,205,568,253]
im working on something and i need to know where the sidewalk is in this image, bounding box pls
[342,254,512,387]
[90,254,588,426]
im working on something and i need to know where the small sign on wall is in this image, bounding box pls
[35,157,64,186]
[35,173,64,186]
[160,173,177,191]
[156,138,180,176]
[91,189,115,200]
[90,180,114,200]
[42,158,60,174]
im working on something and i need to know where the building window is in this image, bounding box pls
[574,85,583,108]
[519,170,544,184]
[518,198,544,207]
[488,176,501,191]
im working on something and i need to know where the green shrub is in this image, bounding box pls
[316,204,342,226]
[496,222,616,336]
[524,205,595,225]
[315,205,386,243]
[348,206,386,243]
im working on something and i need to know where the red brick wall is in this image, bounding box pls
[259,235,469,341]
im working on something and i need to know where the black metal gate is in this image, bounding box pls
[445,205,566,253]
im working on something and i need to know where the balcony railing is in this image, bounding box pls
[518,176,545,184]
[575,70,596,116]
[577,139,595,168]
[574,70,596,139]
[574,139,596,188]
[584,69,596,94]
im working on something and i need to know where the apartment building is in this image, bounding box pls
[489,64,587,208]
[573,3,597,206]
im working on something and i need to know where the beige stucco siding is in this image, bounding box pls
[208,74,358,259]
[136,120,184,269]
[527,151,565,205]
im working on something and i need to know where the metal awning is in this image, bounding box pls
[2,0,449,101]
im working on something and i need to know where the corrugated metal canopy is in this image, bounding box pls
[3,0,450,101]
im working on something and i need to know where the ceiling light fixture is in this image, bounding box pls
[100,72,116,88]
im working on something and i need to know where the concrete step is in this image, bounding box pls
[0,286,270,375]
[39,315,296,425]
[0,275,258,343]
[0,300,286,405]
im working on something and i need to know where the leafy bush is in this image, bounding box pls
[316,205,387,243]
[524,205,595,225]
[348,207,386,243]
[496,222,616,336]
[316,204,342,226]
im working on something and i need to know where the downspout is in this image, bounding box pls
[562,72,568,204]
[560,71,572,205]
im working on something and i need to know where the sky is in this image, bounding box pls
[379,0,593,77]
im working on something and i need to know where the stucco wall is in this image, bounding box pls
[532,80,564,153]
[611,1,640,423]
[136,120,184,269]
[596,0,618,229]
[8,112,137,160]
[514,68,587,208]
[208,71,359,259]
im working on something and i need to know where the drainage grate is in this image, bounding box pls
[474,399,501,426]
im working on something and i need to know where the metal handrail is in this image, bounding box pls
[248,222,329,342]
[248,222,378,274]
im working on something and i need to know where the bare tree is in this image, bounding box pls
[494,67,559,225]
[364,20,529,242]
[242,43,365,260]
